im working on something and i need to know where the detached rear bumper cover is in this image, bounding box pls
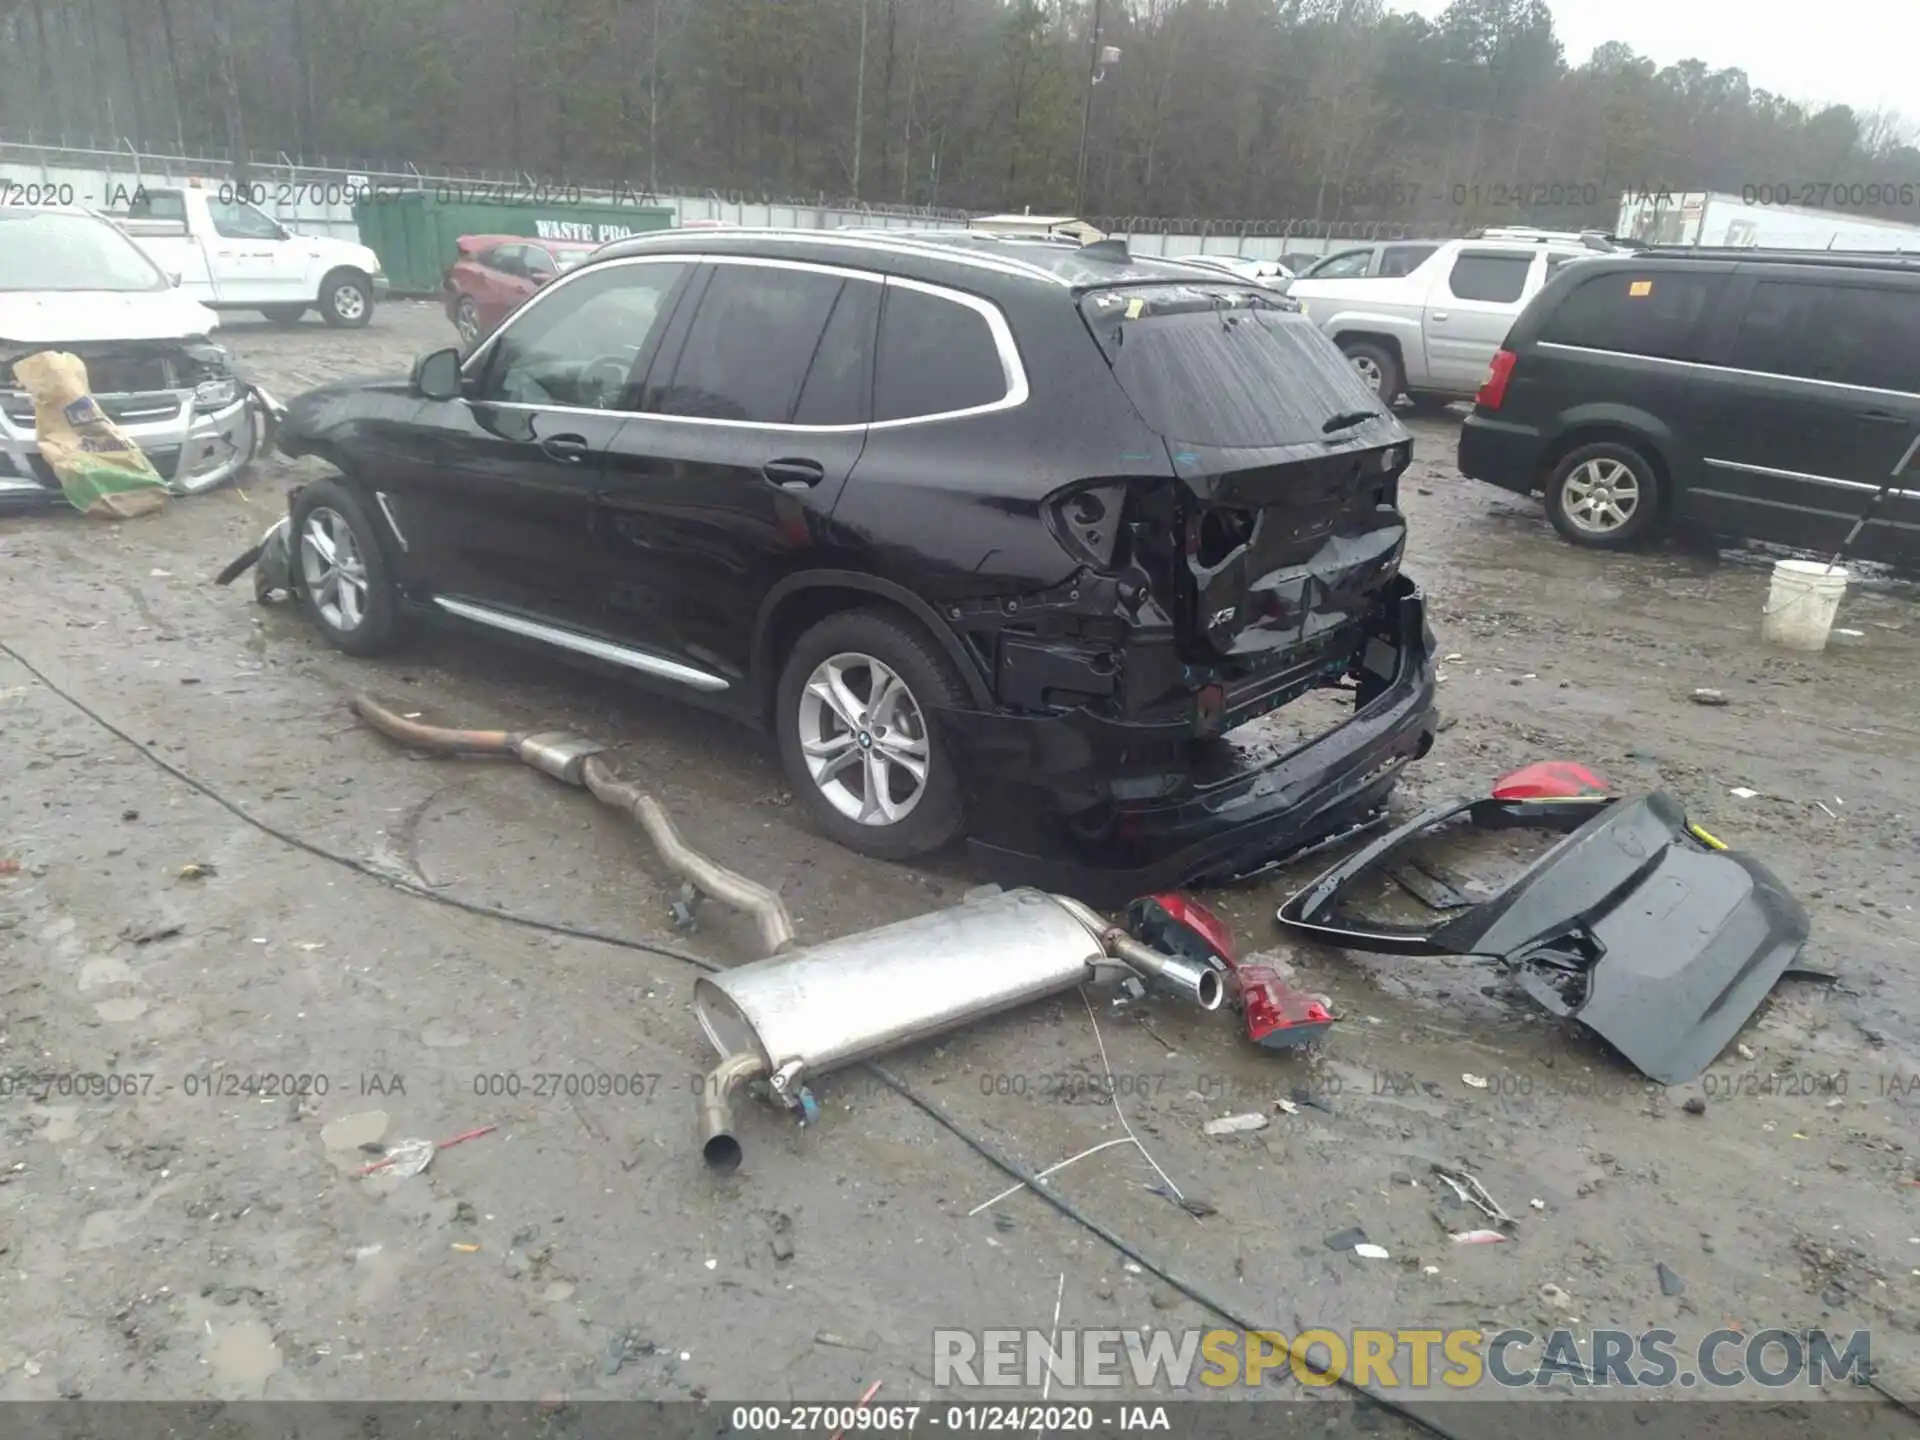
[1276,791,1811,1085]
[937,575,1438,907]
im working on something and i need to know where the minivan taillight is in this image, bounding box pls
[1477,348,1517,411]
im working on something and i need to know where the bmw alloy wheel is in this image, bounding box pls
[795,652,930,825]
[299,507,370,632]
[1560,457,1641,533]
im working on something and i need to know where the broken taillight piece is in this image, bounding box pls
[1492,761,1613,800]
[1238,966,1336,1050]
[1476,348,1517,411]
[1125,892,1235,968]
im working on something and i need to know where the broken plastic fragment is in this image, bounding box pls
[1730,787,1759,799]
[1450,1229,1508,1245]
[1353,1243,1390,1260]
[1462,1073,1489,1089]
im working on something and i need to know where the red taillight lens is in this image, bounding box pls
[1127,892,1237,965]
[1492,760,1613,800]
[1477,348,1517,411]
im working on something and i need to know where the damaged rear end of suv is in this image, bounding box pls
[932,265,1438,903]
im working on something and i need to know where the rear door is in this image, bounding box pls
[1691,272,1920,558]
[590,258,879,683]
[475,244,538,330]
[1422,248,1536,391]
[378,256,693,633]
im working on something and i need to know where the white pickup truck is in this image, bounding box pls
[1286,230,1615,406]
[113,185,388,329]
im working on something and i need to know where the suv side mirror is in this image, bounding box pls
[411,347,463,401]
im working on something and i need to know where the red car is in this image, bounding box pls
[441,235,599,347]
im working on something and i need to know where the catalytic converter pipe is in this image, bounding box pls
[580,757,796,957]
[697,1052,767,1174]
[1055,895,1225,1011]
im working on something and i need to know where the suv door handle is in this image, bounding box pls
[1429,311,1449,322]
[762,458,826,488]
[541,433,591,464]
[1857,409,1908,425]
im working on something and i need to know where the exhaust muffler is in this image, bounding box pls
[692,887,1223,1170]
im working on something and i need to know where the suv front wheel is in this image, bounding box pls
[774,610,968,860]
[1544,441,1663,549]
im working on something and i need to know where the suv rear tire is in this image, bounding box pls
[292,479,405,656]
[1545,441,1663,550]
[775,609,968,860]
[1340,339,1402,403]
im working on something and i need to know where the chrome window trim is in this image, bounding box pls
[618,227,1070,285]
[460,254,1029,434]
[1535,341,1920,402]
[432,597,730,692]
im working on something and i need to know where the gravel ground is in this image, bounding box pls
[1,301,1916,1423]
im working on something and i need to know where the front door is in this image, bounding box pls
[376,256,694,634]
[1689,273,1920,560]
[592,259,880,683]
[204,197,297,304]
[1422,249,1537,391]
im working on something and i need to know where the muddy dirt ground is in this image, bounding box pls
[2,302,1917,1424]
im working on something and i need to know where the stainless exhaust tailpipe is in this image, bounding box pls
[696,1052,767,1175]
[1053,896,1226,1011]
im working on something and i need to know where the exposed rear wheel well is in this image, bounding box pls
[1333,330,1405,370]
[1538,426,1673,510]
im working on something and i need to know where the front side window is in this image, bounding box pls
[1380,244,1437,277]
[872,283,1011,423]
[1538,270,1725,361]
[483,245,526,277]
[656,265,850,423]
[1730,280,1920,394]
[207,198,284,241]
[1307,249,1373,279]
[1446,252,1532,304]
[523,246,559,277]
[478,260,686,409]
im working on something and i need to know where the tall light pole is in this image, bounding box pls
[1073,0,1118,216]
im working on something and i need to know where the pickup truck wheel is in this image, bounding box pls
[291,479,404,655]
[260,305,307,326]
[320,271,373,329]
[1340,340,1401,403]
[775,610,967,861]
[1545,442,1663,550]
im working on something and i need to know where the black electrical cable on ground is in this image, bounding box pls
[0,637,1474,1439]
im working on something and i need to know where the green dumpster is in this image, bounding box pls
[352,189,678,294]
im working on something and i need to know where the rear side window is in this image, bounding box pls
[872,283,1010,423]
[793,278,880,426]
[1538,271,1725,361]
[1729,280,1920,394]
[1080,286,1381,448]
[660,264,845,423]
[1446,253,1531,303]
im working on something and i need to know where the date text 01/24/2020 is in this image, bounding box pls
[729,1405,1172,1434]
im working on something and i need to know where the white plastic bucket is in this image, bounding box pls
[1761,559,1849,651]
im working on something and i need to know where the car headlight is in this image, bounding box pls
[193,376,241,410]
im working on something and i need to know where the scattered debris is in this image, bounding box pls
[828,1381,885,1440]
[176,861,216,880]
[1289,1086,1336,1115]
[1689,689,1729,707]
[1461,1073,1489,1090]
[1737,1043,1756,1062]
[1353,1243,1391,1260]
[1204,1113,1269,1137]
[1432,1164,1517,1227]
[355,1124,495,1179]
[451,1243,480,1253]
[1683,1096,1708,1116]
[1529,1198,1546,1210]
[1539,1282,1575,1309]
[1272,1097,1300,1116]
[1451,1229,1508,1245]
[1325,1227,1371,1251]
[1729,786,1759,799]
[1657,1262,1686,1297]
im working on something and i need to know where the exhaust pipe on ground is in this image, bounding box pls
[693,887,1225,1172]
[348,693,795,956]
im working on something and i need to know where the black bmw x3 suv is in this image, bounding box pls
[274,227,1439,902]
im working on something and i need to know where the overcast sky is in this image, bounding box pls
[1392,0,1912,122]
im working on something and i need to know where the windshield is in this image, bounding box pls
[1081,283,1385,448]
[0,209,170,293]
